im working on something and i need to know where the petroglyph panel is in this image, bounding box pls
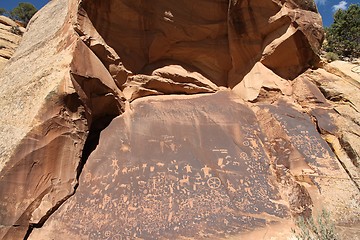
[263,101,336,168]
[254,99,342,192]
[31,92,289,239]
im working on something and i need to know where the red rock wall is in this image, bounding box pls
[3,1,359,240]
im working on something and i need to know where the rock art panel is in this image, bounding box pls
[300,67,360,190]
[254,96,360,226]
[2,0,350,239]
[29,92,291,239]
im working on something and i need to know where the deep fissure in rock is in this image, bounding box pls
[326,136,360,191]
[22,107,121,239]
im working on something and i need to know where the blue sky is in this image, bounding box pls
[1,0,359,27]
[315,0,360,26]
[0,0,48,12]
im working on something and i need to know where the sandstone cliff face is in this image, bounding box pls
[0,16,25,72]
[77,0,323,100]
[0,0,359,239]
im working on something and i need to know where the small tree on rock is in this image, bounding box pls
[10,2,37,26]
[0,8,7,16]
[324,4,360,59]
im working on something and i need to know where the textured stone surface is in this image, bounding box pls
[0,0,359,239]
[0,0,122,238]
[29,91,360,239]
[0,16,25,71]
[30,92,293,239]
[0,1,86,239]
[74,0,323,96]
[303,65,360,188]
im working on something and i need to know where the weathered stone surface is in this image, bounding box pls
[0,0,122,238]
[301,64,360,189]
[29,91,360,239]
[232,62,292,101]
[123,64,220,101]
[77,0,323,96]
[1,0,359,239]
[287,65,360,237]
[29,92,292,239]
[0,1,86,239]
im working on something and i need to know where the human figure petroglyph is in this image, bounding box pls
[111,159,119,170]
[112,169,119,178]
[142,163,147,172]
[184,164,192,173]
[201,165,212,178]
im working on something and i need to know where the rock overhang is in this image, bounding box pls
[77,0,324,97]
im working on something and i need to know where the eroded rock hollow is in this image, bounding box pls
[0,0,359,239]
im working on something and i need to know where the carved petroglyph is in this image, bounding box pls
[43,95,298,239]
[201,165,212,178]
[56,130,288,239]
[184,164,193,173]
[271,111,332,163]
[207,177,222,189]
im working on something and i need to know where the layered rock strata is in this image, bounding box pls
[0,16,25,72]
[0,0,359,239]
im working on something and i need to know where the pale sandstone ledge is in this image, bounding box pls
[0,16,25,72]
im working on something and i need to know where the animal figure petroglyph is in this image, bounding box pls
[179,175,190,186]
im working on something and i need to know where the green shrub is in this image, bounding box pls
[0,8,7,16]
[292,209,338,240]
[9,3,37,26]
[324,52,339,62]
[325,4,360,60]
